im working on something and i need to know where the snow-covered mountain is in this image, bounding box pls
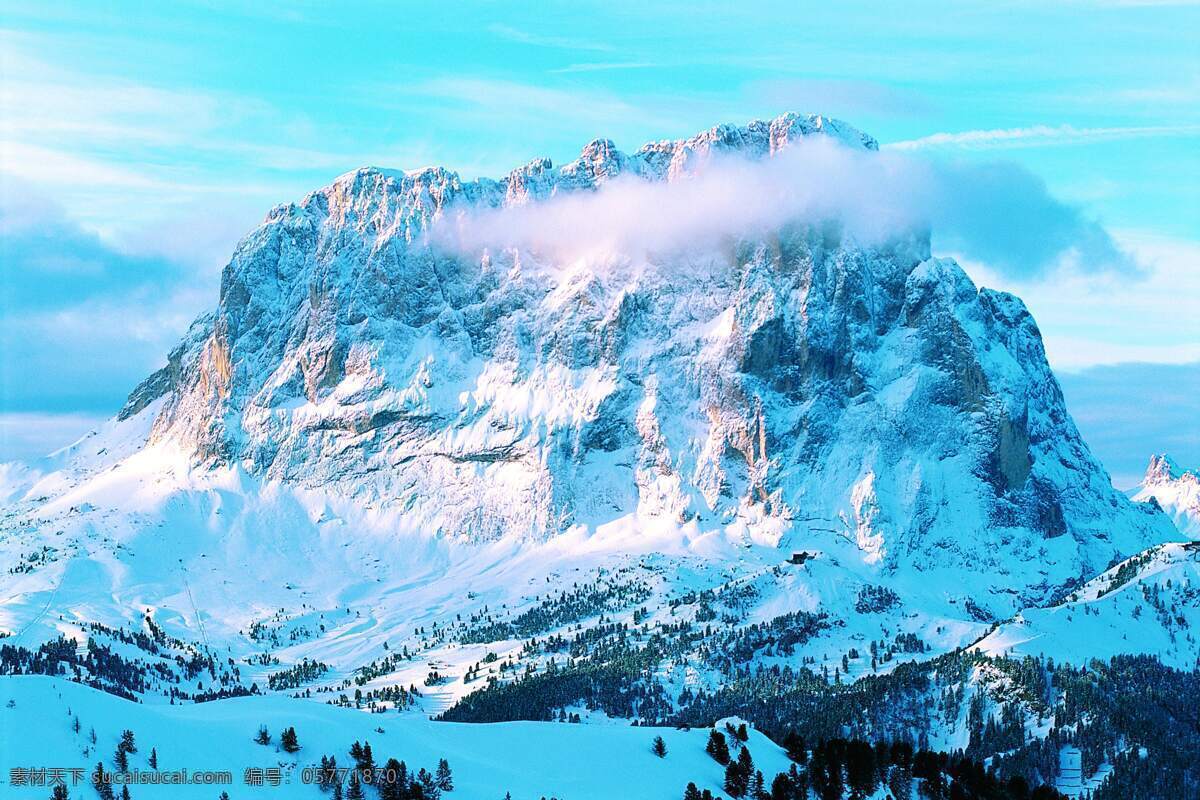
[1131,454,1200,537]
[1,110,1184,670]
[101,112,1171,612]
[0,113,1192,798]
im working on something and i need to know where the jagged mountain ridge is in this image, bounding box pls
[108,112,1172,616]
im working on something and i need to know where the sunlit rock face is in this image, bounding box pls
[120,113,1173,612]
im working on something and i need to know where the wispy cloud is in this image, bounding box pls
[550,62,659,74]
[0,34,431,234]
[378,76,687,164]
[889,123,1200,150]
[407,77,649,121]
[487,23,614,53]
[749,78,934,118]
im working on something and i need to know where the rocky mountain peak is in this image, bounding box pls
[1143,453,1195,485]
[1134,454,1199,538]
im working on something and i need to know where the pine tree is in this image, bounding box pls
[652,736,668,758]
[738,746,754,775]
[119,730,136,754]
[92,762,114,800]
[416,767,439,800]
[789,764,808,800]
[255,726,271,745]
[114,745,128,772]
[683,782,702,800]
[379,757,405,800]
[357,742,376,784]
[345,772,364,800]
[888,763,912,800]
[783,731,807,764]
[734,746,756,797]
[725,761,746,798]
[770,772,792,800]
[148,748,157,769]
[723,747,755,800]
[119,787,130,800]
[329,755,342,793]
[810,745,840,800]
[52,784,69,800]
[317,755,332,792]
[845,739,876,799]
[749,770,765,800]
[706,730,731,765]
[435,758,453,792]
[280,726,300,753]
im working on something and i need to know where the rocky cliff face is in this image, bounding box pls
[119,113,1173,613]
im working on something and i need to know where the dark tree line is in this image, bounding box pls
[312,737,454,800]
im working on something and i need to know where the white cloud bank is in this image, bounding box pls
[429,136,1135,281]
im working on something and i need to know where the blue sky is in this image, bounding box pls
[0,1,1197,483]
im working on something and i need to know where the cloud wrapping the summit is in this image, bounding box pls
[430,136,1135,280]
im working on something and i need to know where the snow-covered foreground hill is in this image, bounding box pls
[0,675,791,799]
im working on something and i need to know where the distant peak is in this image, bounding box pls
[1144,454,1197,485]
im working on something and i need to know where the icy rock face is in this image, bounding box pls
[121,113,1171,609]
[1133,455,1200,537]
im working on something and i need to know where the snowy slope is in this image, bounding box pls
[0,675,791,799]
[0,434,991,713]
[975,541,1200,669]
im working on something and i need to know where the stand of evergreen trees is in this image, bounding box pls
[440,638,1200,799]
[687,732,1066,800]
[312,738,454,800]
